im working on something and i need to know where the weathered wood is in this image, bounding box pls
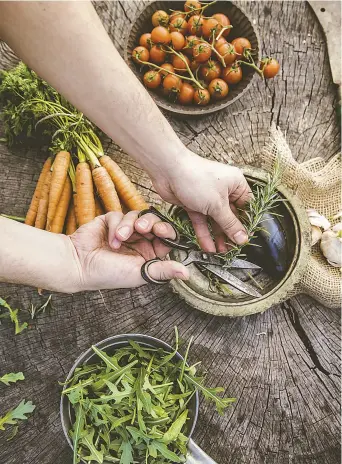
[0,2,340,464]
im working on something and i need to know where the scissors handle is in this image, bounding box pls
[138,207,190,251]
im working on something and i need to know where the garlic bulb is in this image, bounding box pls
[307,209,331,231]
[311,225,323,245]
[320,223,342,268]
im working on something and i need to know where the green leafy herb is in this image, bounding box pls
[0,400,35,431]
[0,297,28,335]
[63,329,234,464]
[0,372,25,386]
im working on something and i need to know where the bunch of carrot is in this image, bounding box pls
[25,141,148,236]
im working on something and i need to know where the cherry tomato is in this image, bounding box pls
[193,88,211,105]
[149,45,166,64]
[160,63,175,77]
[190,59,201,73]
[231,37,252,57]
[213,37,228,50]
[172,54,190,73]
[193,42,212,62]
[139,33,152,50]
[151,26,171,45]
[261,58,280,78]
[152,10,169,27]
[183,35,201,56]
[208,78,228,99]
[187,15,204,35]
[200,59,222,82]
[222,65,242,84]
[184,0,201,14]
[212,13,231,37]
[170,11,184,21]
[178,82,195,104]
[163,74,182,95]
[143,70,162,89]
[170,31,185,51]
[202,18,222,39]
[132,46,149,64]
[169,16,188,35]
[216,42,236,65]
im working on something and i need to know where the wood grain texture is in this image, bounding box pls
[0,2,340,464]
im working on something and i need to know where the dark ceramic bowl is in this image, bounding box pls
[60,334,199,463]
[124,1,260,116]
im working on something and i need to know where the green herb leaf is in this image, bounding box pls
[162,409,188,443]
[152,441,183,462]
[0,297,28,335]
[119,440,133,464]
[0,372,25,386]
[0,400,35,431]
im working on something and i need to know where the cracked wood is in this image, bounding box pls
[0,1,340,464]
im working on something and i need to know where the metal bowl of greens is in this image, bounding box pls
[169,166,311,317]
[60,331,234,463]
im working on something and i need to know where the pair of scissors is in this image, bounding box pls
[139,207,263,298]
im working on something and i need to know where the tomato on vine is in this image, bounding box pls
[200,60,222,82]
[170,31,186,50]
[216,42,236,65]
[208,78,229,99]
[139,33,152,50]
[231,37,252,57]
[193,42,212,62]
[222,65,243,84]
[202,18,222,39]
[260,58,280,78]
[194,88,211,105]
[212,13,231,37]
[163,74,182,92]
[170,16,188,35]
[152,10,169,27]
[188,15,204,35]
[151,26,171,45]
[160,63,175,77]
[178,82,195,104]
[149,45,166,64]
[184,0,201,14]
[172,54,190,73]
[132,46,149,64]
[143,70,162,89]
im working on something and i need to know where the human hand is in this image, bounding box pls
[69,211,189,291]
[150,149,252,252]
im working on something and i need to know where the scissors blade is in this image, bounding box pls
[203,264,262,298]
[229,258,262,270]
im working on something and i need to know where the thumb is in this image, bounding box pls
[147,260,190,282]
[211,205,248,245]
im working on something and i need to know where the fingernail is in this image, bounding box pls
[175,271,187,280]
[233,230,248,245]
[137,218,149,230]
[118,226,130,239]
[111,238,121,249]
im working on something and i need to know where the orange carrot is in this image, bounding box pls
[50,177,72,233]
[35,170,52,229]
[92,166,122,212]
[99,155,148,210]
[66,200,77,235]
[46,151,70,230]
[25,157,52,226]
[75,161,96,225]
[95,195,105,216]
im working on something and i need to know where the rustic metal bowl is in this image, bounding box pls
[170,167,311,316]
[124,1,260,116]
[60,334,201,463]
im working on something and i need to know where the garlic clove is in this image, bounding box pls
[320,229,342,268]
[311,225,322,245]
[306,208,331,231]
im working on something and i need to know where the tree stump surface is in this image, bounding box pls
[0,2,340,464]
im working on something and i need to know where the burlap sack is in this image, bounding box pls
[260,124,341,309]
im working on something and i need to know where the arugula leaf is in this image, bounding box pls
[0,372,25,386]
[0,399,35,431]
[72,404,84,464]
[80,428,105,463]
[0,297,28,335]
[152,441,183,463]
[162,410,188,444]
[119,440,133,464]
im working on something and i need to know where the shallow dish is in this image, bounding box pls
[124,0,260,116]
